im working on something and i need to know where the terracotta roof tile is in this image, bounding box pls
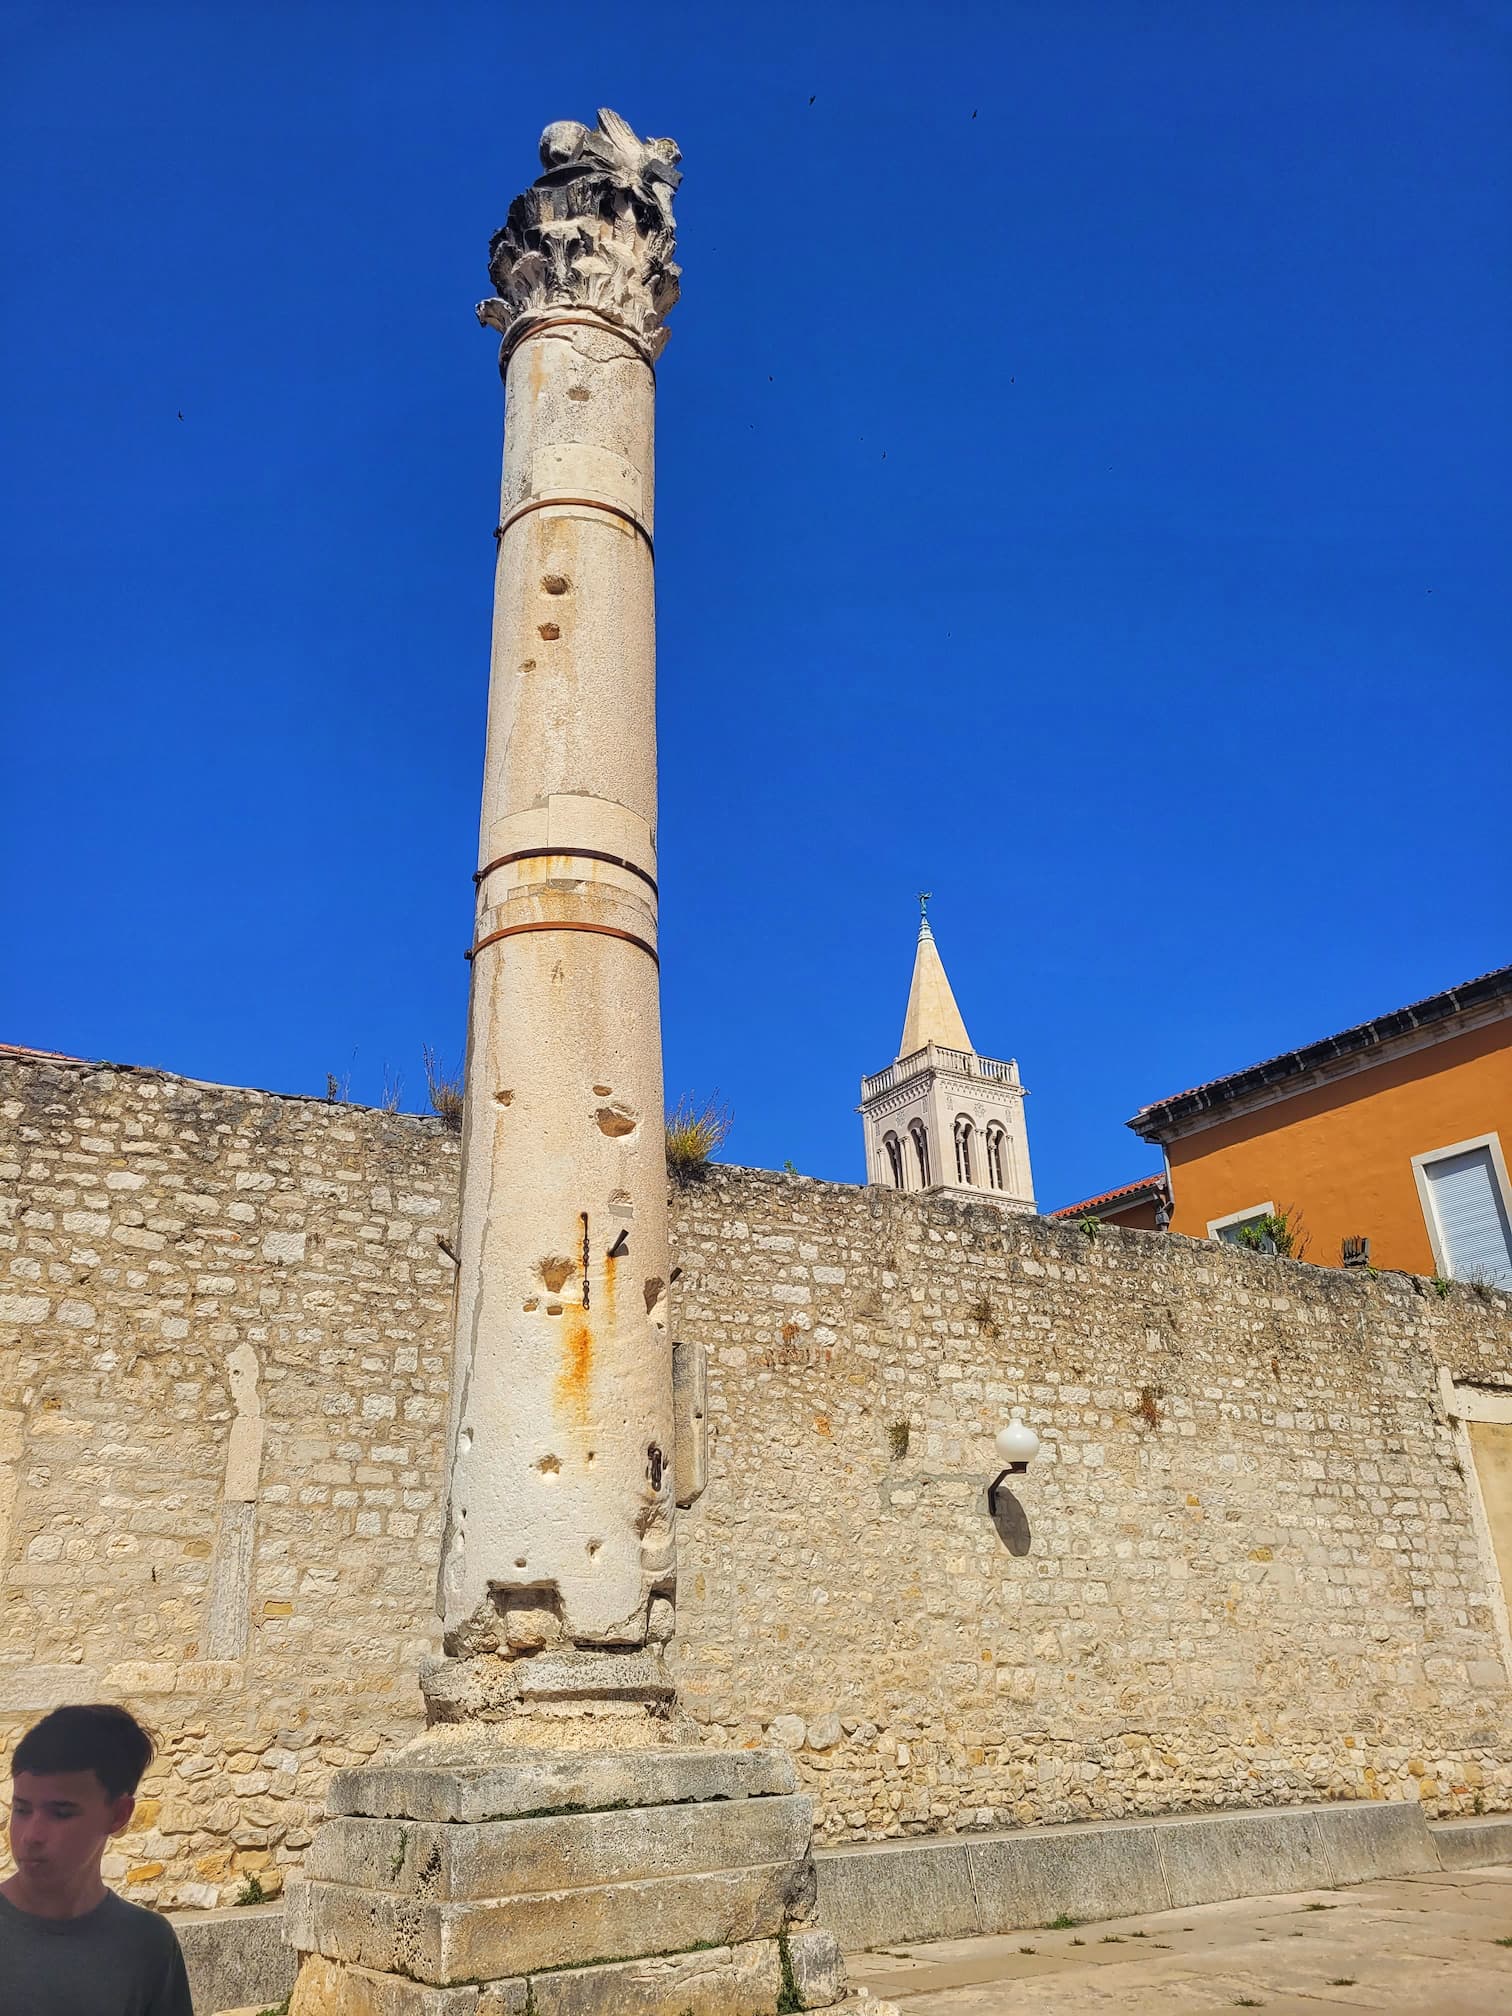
[1052,1175,1166,1218]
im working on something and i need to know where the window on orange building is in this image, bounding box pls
[1207,1201,1276,1248]
[1415,1138,1512,1290]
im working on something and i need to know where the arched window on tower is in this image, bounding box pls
[954,1116,975,1186]
[883,1132,905,1189]
[909,1121,930,1188]
[985,1123,1006,1191]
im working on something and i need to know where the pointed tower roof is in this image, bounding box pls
[898,896,973,1058]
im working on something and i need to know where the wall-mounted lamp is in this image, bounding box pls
[987,1408,1041,1517]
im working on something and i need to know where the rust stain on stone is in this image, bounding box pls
[557,1311,593,1424]
[538,1255,575,1295]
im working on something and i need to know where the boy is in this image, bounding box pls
[2,1702,192,2015]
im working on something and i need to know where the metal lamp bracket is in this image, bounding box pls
[987,1463,1028,1516]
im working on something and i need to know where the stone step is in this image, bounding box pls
[325,1746,795,1826]
[280,1930,847,2016]
[287,1858,814,1987]
[304,1791,813,1900]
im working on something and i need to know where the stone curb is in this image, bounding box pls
[1430,1813,1512,1869]
[814,1799,1444,1950]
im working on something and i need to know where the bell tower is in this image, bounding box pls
[859,897,1035,1210]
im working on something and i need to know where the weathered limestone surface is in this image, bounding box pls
[326,1743,795,1824]
[288,1942,788,2016]
[287,1861,808,1985]
[0,1054,457,1909]
[302,1792,814,1899]
[3,1056,1511,1911]
[284,1746,829,2000]
[439,107,682,1664]
[815,1800,1446,1948]
[672,1168,1512,1843]
[282,107,841,2016]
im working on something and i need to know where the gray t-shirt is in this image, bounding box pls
[0,1889,193,2016]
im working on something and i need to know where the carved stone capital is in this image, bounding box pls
[477,107,681,364]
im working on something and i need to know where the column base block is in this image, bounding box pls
[286,1747,848,2014]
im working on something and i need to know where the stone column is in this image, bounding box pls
[285,113,854,2015]
[433,110,682,1711]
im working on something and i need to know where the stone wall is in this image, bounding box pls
[2,1053,1510,1908]
[0,1054,458,1907]
[670,1169,1512,1844]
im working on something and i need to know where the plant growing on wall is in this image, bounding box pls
[967,1290,998,1336]
[665,1093,732,1182]
[422,1044,464,1131]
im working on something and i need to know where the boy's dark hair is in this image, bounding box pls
[11,1703,156,1802]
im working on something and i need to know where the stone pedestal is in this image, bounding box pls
[286,1748,846,2015]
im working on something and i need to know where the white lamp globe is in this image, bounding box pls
[995,1410,1040,1466]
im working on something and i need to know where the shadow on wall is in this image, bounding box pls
[990,1486,1031,1557]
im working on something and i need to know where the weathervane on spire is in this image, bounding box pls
[917,890,931,919]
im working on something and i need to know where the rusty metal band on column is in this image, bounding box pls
[474,845,659,895]
[465,919,660,967]
[494,494,654,557]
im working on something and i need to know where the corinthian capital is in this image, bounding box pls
[477,108,682,363]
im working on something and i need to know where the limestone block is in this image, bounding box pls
[327,1746,796,1823]
[768,1716,806,1751]
[784,1927,847,2008]
[1314,1798,1437,1883]
[529,1938,783,2016]
[289,1954,496,2014]
[287,1859,811,1986]
[1154,1808,1330,1909]
[1432,1814,1512,1869]
[172,1901,296,2015]
[417,1649,673,1721]
[966,1823,1170,1932]
[815,1838,980,1949]
[477,1990,529,2016]
[304,1793,814,1900]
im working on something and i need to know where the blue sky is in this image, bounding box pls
[2,0,1508,1208]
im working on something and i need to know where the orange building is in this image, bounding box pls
[1124,966,1512,1282]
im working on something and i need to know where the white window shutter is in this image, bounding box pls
[1424,1146,1512,1288]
